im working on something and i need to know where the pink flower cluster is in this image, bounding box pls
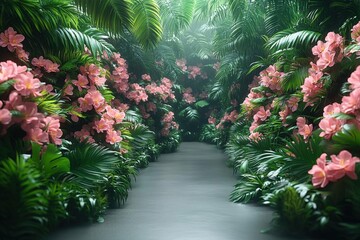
[216,110,238,129]
[0,61,62,144]
[126,83,148,104]
[259,65,284,92]
[161,111,178,136]
[308,151,360,188]
[351,21,360,43]
[318,68,360,139]
[188,66,202,79]
[32,56,59,73]
[145,77,175,101]
[176,59,187,71]
[302,32,344,105]
[183,88,196,104]
[110,53,130,94]
[0,27,29,61]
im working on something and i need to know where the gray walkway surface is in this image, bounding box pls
[46,142,310,240]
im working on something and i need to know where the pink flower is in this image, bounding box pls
[0,104,11,125]
[253,106,270,122]
[351,21,360,42]
[0,60,27,83]
[44,60,60,73]
[31,56,48,68]
[93,118,113,133]
[141,74,151,81]
[74,127,95,143]
[13,72,41,96]
[0,27,25,52]
[348,65,360,90]
[42,116,63,145]
[106,130,122,144]
[72,74,89,91]
[63,84,74,96]
[249,132,263,142]
[287,96,299,112]
[308,153,329,188]
[78,96,93,112]
[319,117,343,139]
[312,41,326,56]
[323,102,341,118]
[296,117,313,140]
[341,88,360,114]
[326,151,360,181]
[208,116,216,124]
[279,106,291,123]
[16,48,29,61]
[26,127,49,144]
[317,51,335,70]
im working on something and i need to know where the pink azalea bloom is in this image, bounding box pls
[13,72,41,96]
[312,41,326,56]
[319,117,344,139]
[323,102,342,118]
[26,127,49,144]
[31,56,48,68]
[93,118,114,133]
[328,150,360,180]
[287,96,299,112]
[74,128,95,143]
[106,130,122,144]
[0,60,27,83]
[0,108,11,125]
[308,153,329,188]
[162,112,174,123]
[296,117,313,140]
[16,48,29,61]
[341,88,360,114]
[348,65,360,89]
[351,21,360,41]
[42,116,63,145]
[72,74,89,91]
[279,106,291,123]
[87,90,105,109]
[325,32,343,50]
[249,132,263,142]
[208,116,216,124]
[44,60,60,73]
[63,84,74,96]
[141,74,151,81]
[78,96,93,112]
[253,106,271,122]
[317,51,335,70]
[0,27,25,52]
[249,121,259,133]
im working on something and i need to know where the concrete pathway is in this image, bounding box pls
[47,142,309,240]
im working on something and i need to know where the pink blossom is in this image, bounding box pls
[0,27,25,52]
[249,132,263,142]
[0,60,27,83]
[63,84,74,96]
[208,116,216,124]
[317,51,336,70]
[44,60,60,73]
[74,127,95,143]
[323,102,342,118]
[308,153,329,188]
[351,21,360,42]
[279,106,291,123]
[142,74,151,81]
[13,72,41,96]
[253,106,270,122]
[327,150,360,181]
[42,116,63,145]
[0,106,11,124]
[93,118,114,133]
[106,130,122,144]
[341,88,360,114]
[312,41,326,56]
[348,65,360,89]
[146,102,157,112]
[16,48,29,61]
[296,117,313,140]
[162,112,174,123]
[31,56,48,68]
[26,127,49,144]
[72,74,89,91]
[319,117,344,139]
[287,96,299,112]
[78,96,93,112]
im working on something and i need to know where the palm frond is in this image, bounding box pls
[64,142,121,188]
[132,0,162,48]
[265,29,322,53]
[73,0,132,34]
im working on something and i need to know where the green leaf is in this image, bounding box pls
[194,100,209,108]
[0,80,15,95]
[332,124,360,152]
